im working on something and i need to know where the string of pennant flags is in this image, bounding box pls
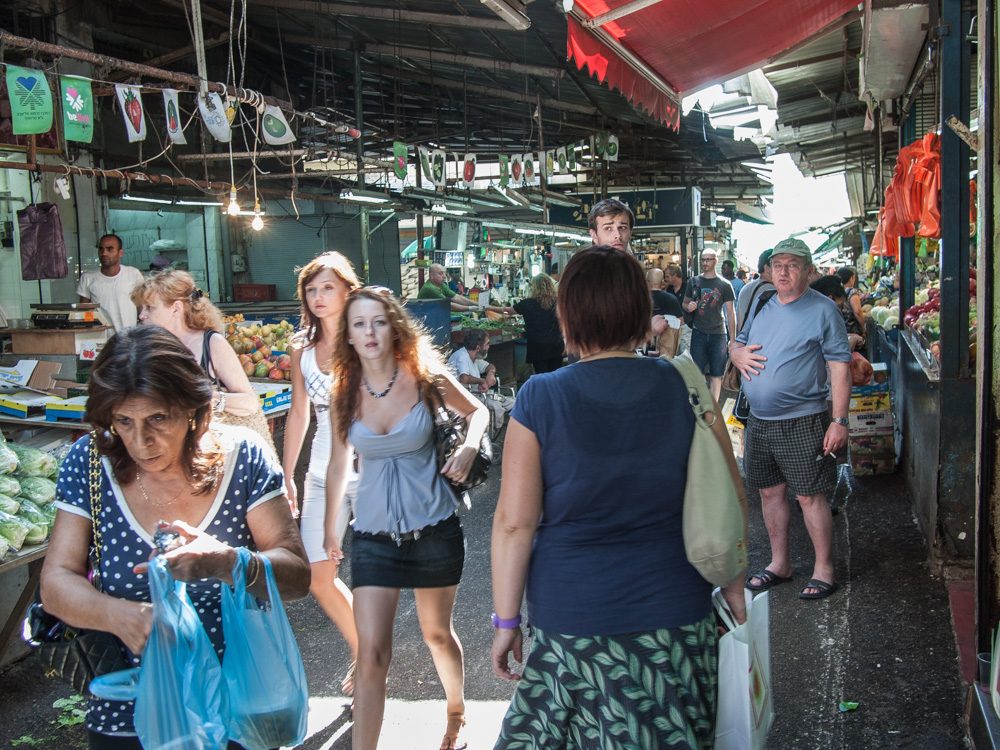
[3,63,297,148]
[404,130,619,189]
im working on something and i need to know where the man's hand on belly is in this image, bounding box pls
[730,343,767,379]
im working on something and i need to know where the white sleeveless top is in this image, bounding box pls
[300,344,334,478]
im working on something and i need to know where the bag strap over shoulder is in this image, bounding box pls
[87,431,104,591]
[670,354,717,427]
[200,330,219,382]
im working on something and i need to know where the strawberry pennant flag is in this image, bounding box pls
[114,84,146,142]
[162,89,186,145]
[461,154,477,188]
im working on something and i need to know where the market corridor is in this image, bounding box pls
[0,467,968,748]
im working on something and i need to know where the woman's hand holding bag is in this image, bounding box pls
[221,547,308,750]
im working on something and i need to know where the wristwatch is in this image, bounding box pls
[831,417,849,426]
[491,612,522,629]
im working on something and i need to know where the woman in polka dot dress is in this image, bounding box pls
[40,325,310,750]
[282,251,362,696]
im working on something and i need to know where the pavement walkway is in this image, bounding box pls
[0,469,969,749]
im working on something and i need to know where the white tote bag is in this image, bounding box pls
[714,588,774,750]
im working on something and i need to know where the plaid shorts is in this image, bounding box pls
[744,411,837,496]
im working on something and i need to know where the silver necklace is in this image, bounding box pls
[136,472,184,507]
[363,366,399,399]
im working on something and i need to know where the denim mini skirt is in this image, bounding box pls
[351,514,465,589]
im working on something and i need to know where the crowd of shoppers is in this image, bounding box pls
[39,206,856,748]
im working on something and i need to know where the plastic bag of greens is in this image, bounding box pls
[22,519,47,545]
[0,534,9,559]
[0,494,20,515]
[0,444,18,475]
[0,509,32,551]
[8,444,57,478]
[17,477,56,505]
[0,476,21,498]
[41,503,56,526]
[18,498,48,527]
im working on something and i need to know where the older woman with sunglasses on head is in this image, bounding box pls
[282,251,362,696]
[40,325,310,750]
[325,287,489,750]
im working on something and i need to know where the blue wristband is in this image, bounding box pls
[491,612,522,629]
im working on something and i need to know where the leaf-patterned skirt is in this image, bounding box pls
[494,614,718,749]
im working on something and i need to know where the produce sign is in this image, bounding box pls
[225,320,295,380]
[114,84,146,142]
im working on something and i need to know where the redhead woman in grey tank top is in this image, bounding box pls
[326,288,488,750]
[282,252,362,696]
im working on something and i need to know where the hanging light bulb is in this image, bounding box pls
[251,200,264,231]
[226,185,240,216]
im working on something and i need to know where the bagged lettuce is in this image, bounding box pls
[0,494,19,515]
[41,503,57,525]
[23,520,48,545]
[0,534,9,559]
[0,476,21,497]
[7,444,57,478]
[0,509,31,551]
[17,477,56,505]
[0,444,18,475]
[18,497,48,527]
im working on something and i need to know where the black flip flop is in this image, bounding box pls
[799,579,839,600]
[745,568,793,592]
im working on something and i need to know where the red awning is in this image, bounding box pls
[569,0,859,122]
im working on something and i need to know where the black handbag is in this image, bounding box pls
[25,433,128,695]
[428,382,493,496]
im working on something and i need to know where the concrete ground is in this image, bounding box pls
[0,467,969,749]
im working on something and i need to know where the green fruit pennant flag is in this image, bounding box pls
[461,153,477,188]
[431,149,446,188]
[567,143,577,170]
[198,91,231,143]
[59,75,93,143]
[418,146,435,183]
[261,105,296,146]
[6,65,53,135]
[162,88,186,145]
[544,150,555,178]
[595,131,608,158]
[556,146,567,172]
[498,154,510,188]
[606,133,619,162]
[392,141,408,180]
[114,84,146,142]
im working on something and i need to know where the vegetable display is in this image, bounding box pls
[17,476,57,505]
[7,443,58,478]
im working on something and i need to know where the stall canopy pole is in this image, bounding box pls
[353,43,369,281]
[939,0,972,380]
[898,108,916,317]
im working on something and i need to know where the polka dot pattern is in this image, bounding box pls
[54,433,285,736]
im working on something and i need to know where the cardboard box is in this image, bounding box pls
[45,395,88,422]
[850,392,891,413]
[850,433,894,456]
[871,362,889,384]
[251,382,292,414]
[849,409,893,435]
[850,382,889,398]
[851,454,895,476]
[721,397,745,460]
[9,327,113,357]
[0,360,67,396]
[0,391,50,418]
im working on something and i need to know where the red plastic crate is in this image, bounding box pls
[233,283,277,302]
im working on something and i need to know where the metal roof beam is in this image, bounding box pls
[246,0,521,31]
[286,37,564,79]
[582,0,666,28]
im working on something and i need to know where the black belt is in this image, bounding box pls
[357,515,456,545]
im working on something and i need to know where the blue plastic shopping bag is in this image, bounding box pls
[134,555,228,750]
[221,547,308,750]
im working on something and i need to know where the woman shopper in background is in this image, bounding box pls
[40,325,310,750]
[513,273,564,375]
[325,288,488,750]
[282,251,362,696]
[835,266,867,350]
[490,245,748,749]
[132,270,272,444]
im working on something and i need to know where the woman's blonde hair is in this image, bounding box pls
[131,270,224,333]
[294,251,363,346]
[529,273,557,310]
[331,289,442,443]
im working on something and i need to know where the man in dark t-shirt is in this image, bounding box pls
[646,268,683,318]
[683,249,736,399]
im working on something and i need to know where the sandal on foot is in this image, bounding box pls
[799,579,838,600]
[745,568,793,592]
[440,712,467,750]
[340,660,356,697]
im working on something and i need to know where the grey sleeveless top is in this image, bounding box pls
[348,400,458,536]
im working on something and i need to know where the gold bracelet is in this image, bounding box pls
[246,552,262,588]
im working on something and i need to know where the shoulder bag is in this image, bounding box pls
[25,432,129,695]
[426,379,492,497]
[203,330,277,451]
[722,288,776,423]
[670,355,748,586]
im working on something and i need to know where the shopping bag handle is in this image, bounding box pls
[712,587,745,632]
[89,667,141,701]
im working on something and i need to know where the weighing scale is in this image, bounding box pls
[29,303,112,329]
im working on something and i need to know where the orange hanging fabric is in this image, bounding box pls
[914,133,941,238]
